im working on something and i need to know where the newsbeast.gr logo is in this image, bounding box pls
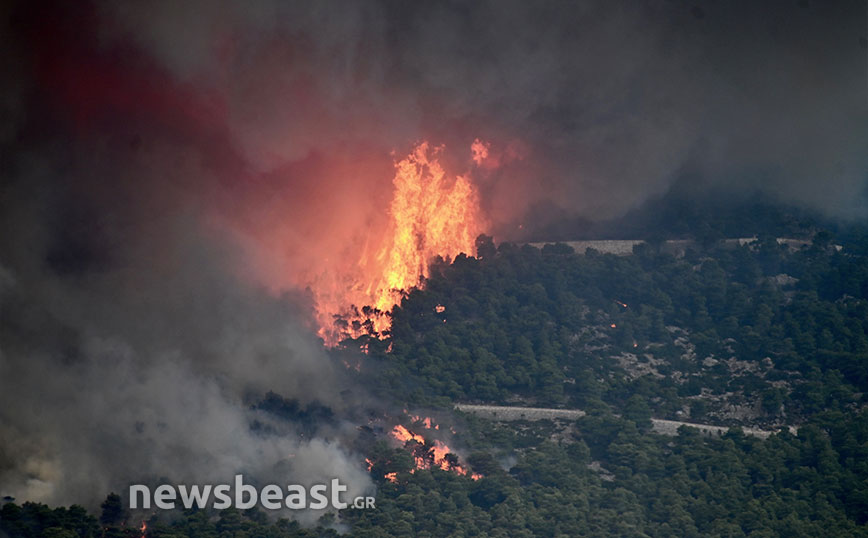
[129,475,375,510]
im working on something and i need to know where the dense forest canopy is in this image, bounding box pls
[5,209,868,537]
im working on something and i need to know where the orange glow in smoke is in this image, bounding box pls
[313,141,485,344]
[471,138,490,166]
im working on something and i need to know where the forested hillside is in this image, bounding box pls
[369,233,868,425]
[4,230,868,537]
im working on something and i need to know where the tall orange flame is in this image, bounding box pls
[315,141,484,344]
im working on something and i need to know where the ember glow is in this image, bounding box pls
[471,138,490,166]
[314,141,486,345]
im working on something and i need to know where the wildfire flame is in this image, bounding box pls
[411,415,438,429]
[392,424,425,444]
[315,141,485,345]
[387,421,481,480]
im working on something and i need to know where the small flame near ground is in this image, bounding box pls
[315,141,486,345]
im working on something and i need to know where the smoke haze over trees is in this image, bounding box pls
[0,0,867,533]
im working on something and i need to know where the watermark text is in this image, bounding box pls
[130,475,374,510]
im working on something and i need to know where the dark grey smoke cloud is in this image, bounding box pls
[99,0,868,226]
[0,0,865,521]
[0,3,376,511]
[0,164,373,522]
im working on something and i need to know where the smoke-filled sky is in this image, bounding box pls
[0,0,866,518]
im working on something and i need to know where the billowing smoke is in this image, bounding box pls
[0,3,380,515]
[0,0,865,520]
[95,0,867,230]
[0,174,374,521]
[5,1,861,273]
